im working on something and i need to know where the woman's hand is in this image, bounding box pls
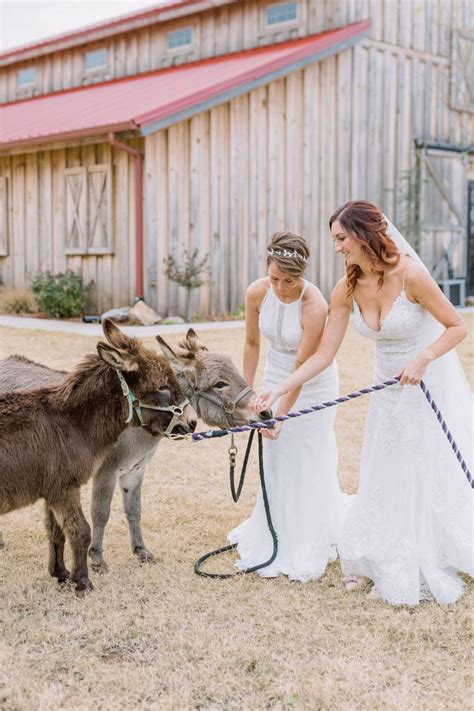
[254,384,286,412]
[396,353,432,385]
[261,422,283,440]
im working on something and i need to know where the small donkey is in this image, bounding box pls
[0,329,270,572]
[0,319,196,593]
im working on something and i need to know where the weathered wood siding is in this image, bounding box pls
[0,140,141,312]
[2,0,472,102]
[1,0,473,314]
[143,30,474,314]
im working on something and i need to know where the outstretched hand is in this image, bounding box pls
[261,422,282,440]
[396,354,431,385]
[253,387,284,412]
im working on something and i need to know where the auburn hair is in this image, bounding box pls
[329,201,400,297]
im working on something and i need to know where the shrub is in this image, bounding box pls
[164,247,210,322]
[32,270,89,319]
[0,288,35,314]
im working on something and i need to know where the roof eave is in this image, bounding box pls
[140,21,371,135]
[0,121,137,152]
[0,0,237,67]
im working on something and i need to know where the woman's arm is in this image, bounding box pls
[243,281,264,388]
[397,266,468,385]
[256,279,351,411]
[275,292,328,417]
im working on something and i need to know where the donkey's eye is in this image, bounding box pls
[158,385,170,393]
[213,381,228,389]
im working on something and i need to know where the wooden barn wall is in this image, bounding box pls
[144,37,474,315]
[0,141,141,312]
[1,0,473,314]
[2,0,472,102]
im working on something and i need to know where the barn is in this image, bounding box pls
[0,0,473,317]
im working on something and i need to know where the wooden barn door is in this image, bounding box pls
[418,147,470,281]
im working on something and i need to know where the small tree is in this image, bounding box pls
[164,247,210,322]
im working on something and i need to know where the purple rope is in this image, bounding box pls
[190,378,399,440]
[189,377,472,488]
[419,380,472,488]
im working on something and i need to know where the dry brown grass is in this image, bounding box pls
[0,288,35,315]
[0,316,473,710]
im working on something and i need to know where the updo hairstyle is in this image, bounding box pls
[266,231,310,278]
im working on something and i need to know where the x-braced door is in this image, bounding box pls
[418,146,469,281]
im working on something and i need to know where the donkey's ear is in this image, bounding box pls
[156,335,194,367]
[97,342,139,372]
[185,328,208,353]
[102,318,131,350]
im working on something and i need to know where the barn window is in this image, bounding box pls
[0,176,8,257]
[167,27,193,50]
[265,1,298,26]
[64,165,112,255]
[450,31,474,112]
[84,48,109,72]
[17,67,36,87]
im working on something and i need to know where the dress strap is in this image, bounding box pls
[300,280,309,299]
[258,285,272,312]
[402,264,411,292]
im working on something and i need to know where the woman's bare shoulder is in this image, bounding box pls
[246,278,269,304]
[331,276,352,306]
[302,282,328,313]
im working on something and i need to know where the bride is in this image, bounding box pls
[228,231,346,581]
[256,201,473,606]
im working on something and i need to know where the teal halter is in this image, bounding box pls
[115,369,189,439]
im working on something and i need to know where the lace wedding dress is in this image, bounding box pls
[228,281,346,581]
[339,267,473,605]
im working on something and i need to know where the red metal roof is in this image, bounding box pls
[0,0,239,66]
[0,21,370,151]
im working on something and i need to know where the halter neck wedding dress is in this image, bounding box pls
[228,281,345,581]
[339,261,473,605]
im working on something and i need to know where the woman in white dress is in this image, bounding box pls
[228,231,345,582]
[256,202,473,605]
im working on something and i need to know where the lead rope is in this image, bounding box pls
[194,377,472,579]
[229,430,255,503]
[194,431,278,578]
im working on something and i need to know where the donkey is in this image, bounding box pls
[0,329,271,572]
[0,319,196,593]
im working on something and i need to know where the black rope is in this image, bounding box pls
[230,429,255,503]
[194,431,278,579]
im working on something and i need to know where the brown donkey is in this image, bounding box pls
[0,319,196,593]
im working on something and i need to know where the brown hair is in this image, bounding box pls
[329,201,400,296]
[266,231,309,277]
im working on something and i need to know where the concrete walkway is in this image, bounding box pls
[1,307,472,337]
[0,314,245,336]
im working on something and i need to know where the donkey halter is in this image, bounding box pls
[192,385,252,428]
[115,369,190,440]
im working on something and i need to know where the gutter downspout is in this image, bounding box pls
[108,132,144,302]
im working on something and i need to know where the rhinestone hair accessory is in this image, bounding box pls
[267,248,308,262]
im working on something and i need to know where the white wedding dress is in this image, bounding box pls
[228,281,345,581]
[339,266,474,605]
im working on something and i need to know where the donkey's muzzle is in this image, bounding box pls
[259,409,273,421]
[172,420,196,436]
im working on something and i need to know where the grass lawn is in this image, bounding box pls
[0,314,472,709]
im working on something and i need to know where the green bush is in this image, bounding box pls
[32,270,89,319]
[0,288,35,314]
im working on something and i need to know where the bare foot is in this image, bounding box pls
[342,575,366,592]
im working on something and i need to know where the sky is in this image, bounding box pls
[0,0,165,52]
